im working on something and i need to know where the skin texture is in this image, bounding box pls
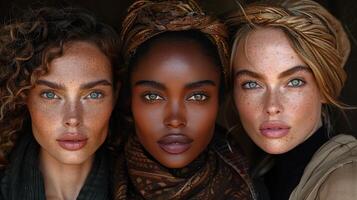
[26,41,115,199]
[233,28,323,154]
[131,39,220,168]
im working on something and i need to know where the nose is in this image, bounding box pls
[264,89,283,116]
[63,100,82,128]
[163,100,186,128]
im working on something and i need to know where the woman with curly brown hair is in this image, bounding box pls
[226,0,356,199]
[0,7,121,200]
[112,0,256,199]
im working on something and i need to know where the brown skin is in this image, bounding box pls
[26,41,116,199]
[131,40,220,169]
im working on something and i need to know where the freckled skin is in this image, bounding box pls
[131,40,220,168]
[27,41,116,165]
[233,28,323,154]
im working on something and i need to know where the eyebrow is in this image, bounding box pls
[134,80,166,90]
[278,66,312,78]
[235,65,311,80]
[185,80,217,89]
[35,79,112,90]
[134,80,216,90]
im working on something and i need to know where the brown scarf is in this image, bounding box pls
[113,129,255,200]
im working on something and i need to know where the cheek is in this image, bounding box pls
[82,99,114,135]
[234,89,262,123]
[27,99,61,135]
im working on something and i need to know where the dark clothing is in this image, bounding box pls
[0,133,111,200]
[113,126,256,200]
[264,127,329,200]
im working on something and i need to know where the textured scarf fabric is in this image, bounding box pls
[113,128,255,200]
[120,0,230,80]
[0,133,111,200]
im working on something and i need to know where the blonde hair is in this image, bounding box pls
[225,0,351,133]
[227,0,350,106]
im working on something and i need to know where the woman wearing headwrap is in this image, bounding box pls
[225,0,356,199]
[113,0,256,199]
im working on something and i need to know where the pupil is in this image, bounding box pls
[91,93,98,98]
[150,94,156,99]
[48,93,54,98]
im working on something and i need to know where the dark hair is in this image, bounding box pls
[0,7,121,168]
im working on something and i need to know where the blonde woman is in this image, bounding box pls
[225,0,356,199]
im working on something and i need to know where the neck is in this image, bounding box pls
[39,149,94,200]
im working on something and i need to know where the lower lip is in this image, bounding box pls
[57,139,88,151]
[158,143,191,154]
[260,128,290,138]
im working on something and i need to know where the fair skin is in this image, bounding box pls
[26,41,115,199]
[131,39,220,168]
[233,27,323,154]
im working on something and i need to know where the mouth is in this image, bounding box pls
[157,134,193,155]
[259,121,291,138]
[56,133,88,151]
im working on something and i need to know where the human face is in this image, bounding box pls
[131,40,220,168]
[27,41,115,165]
[232,28,323,154]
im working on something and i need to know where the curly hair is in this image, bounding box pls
[225,0,351,134]
[0,7,121,168]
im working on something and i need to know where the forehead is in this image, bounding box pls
[42,41,112,82]
[234,27,306,75]
[132,40,220,83]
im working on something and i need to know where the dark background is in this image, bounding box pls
[1,0,356,135]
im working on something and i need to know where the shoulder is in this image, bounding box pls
[317,162,357,200]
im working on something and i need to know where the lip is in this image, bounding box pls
[56,133,88,151]
[157,134,193,155]
[259,121,291,138]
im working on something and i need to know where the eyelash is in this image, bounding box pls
[141,92,210,102]
[143,92,164,102]
[241,81,262,90]
[287,78,306,87]
[84,91,104,99]
[187,92,209,102]
[40,91,60,100]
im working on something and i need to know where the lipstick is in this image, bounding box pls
[259,121,290,138]
[56,133,88,151]
[157,134,193,154]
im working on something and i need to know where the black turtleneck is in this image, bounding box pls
[264,126,329,200]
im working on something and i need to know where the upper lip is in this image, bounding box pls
[157,134,193,144]
[259,121,291,130]
[56,132,88,141]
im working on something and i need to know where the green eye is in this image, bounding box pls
[86,91,103,99]
[41,91,59,99]
[242,81,261,89]
[288,79,305,87]
[187,94,208,101]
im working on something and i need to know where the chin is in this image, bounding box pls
[258,141,295,155]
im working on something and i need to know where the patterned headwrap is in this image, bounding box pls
[120,0,229,79]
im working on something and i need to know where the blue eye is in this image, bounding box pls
[144,93,163,101]
[242,81,261,89]
[287,79,305,87]
[187,93,208,101]
[41,91,59,99]
[86,91,103,99]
